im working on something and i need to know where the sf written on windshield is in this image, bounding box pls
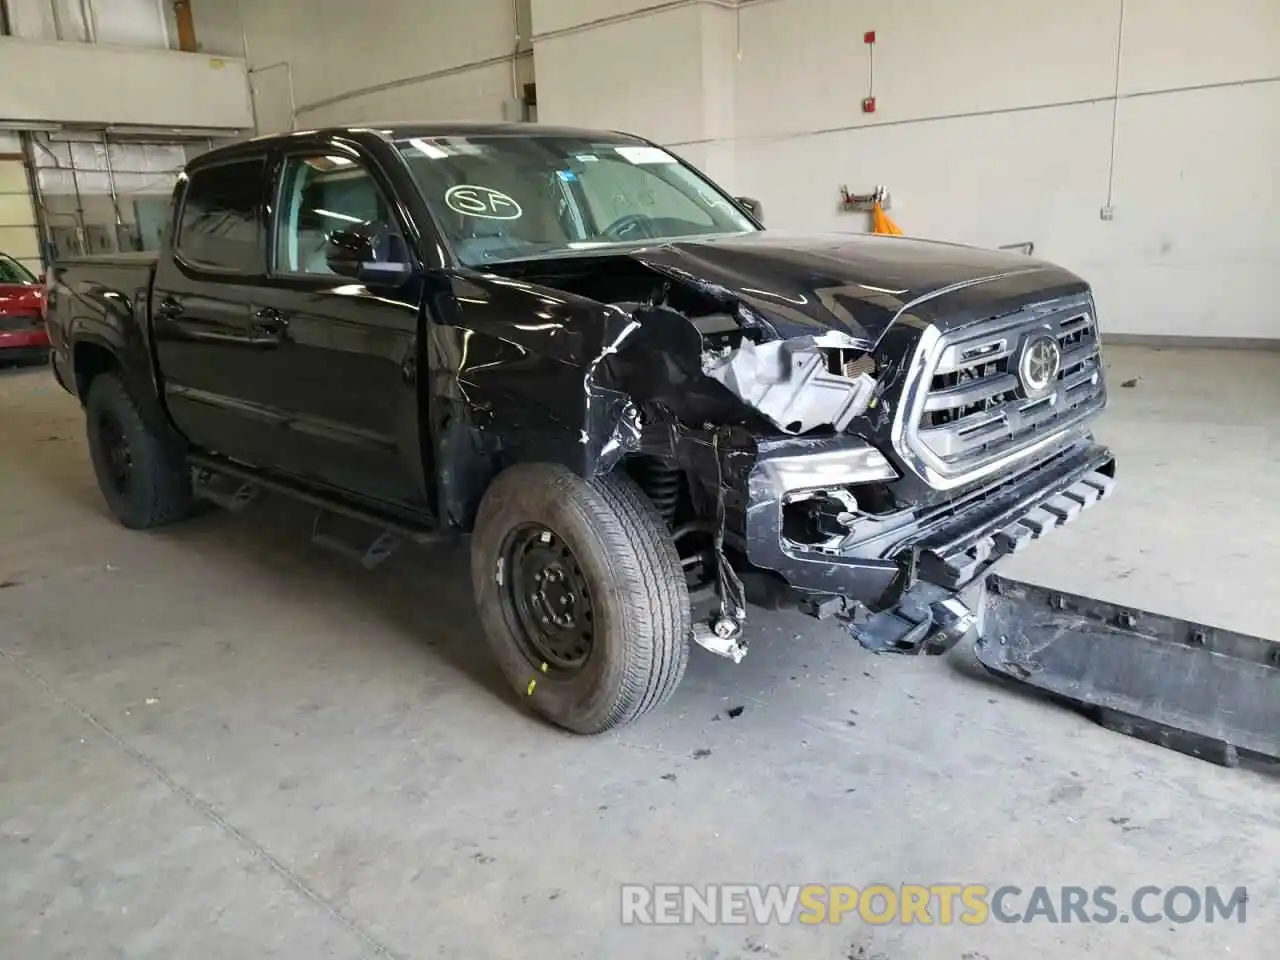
[397,136,756,264]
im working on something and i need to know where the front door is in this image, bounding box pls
[248,148,426,507]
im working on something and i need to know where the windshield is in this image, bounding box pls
[0,255,37,285]
[395,135,757,266]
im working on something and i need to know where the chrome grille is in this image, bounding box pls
[900,299,1106,485]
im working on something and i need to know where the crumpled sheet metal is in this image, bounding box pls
[702,335,877,435]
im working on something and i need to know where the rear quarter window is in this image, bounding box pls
[176,158,267,273]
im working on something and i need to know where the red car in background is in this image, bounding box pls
[0,253,48,365]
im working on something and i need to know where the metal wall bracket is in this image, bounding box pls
[839,184,890,212]
[998,241,1036,256]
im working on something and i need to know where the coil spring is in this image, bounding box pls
[637,460,681,525]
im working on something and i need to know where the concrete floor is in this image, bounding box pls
[1,346,1277,959]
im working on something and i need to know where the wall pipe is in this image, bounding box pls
[49,0,64,39]
[509,0,523,101]
[247,60,297,131]
[100,133,124,251]
[1103,0,1127,212]
[78,0,96,41]
[65,153,87,252]
[528,0,777,44]
[294,51,532,118]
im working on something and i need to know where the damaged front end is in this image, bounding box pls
[609,269,1112,665]
[435,232,1279,768]
[444,236,1112,666]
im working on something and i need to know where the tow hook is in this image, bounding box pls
[928,596,979,652]
[848,581,980,655]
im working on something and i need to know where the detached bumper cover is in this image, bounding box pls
[977,576,1280,766]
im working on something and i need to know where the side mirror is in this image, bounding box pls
[325,225,415,284]
[735,196,763,223]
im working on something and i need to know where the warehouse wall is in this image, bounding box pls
[533,1,737,178]
[195,0,532,134]
[1,0,251,130]
[534,6,708,144]
[0,38,252,129]
[532,0,1280,340]
[7,0,169,45]
[1,1,244,263]
[0,150,41,276]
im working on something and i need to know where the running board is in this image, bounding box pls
[187,455,456,555]
[310,510,401,570]
[192,467,260,513]
[975,576,1280,767]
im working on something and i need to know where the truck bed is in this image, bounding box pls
[46,255,159,401]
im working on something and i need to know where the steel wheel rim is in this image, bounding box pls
[503,524,596,675]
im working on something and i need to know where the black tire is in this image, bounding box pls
[471,462,691,734]
[85,373,191,530]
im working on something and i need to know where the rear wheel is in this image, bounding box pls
[471,462,691,734]
[85,373,191,529]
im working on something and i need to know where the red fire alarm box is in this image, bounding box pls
[862,96,876,113]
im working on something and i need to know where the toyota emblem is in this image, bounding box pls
[1018,335,1062,396]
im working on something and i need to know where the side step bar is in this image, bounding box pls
[975,575,1280,767]
[189,455,456,569]
[310,512,402,570]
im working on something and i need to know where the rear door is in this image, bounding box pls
[151,152,278,466]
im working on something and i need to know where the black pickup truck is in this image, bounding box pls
[46,122,1115,733]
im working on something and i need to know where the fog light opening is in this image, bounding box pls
[782,488,860,553]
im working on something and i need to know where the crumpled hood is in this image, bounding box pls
[630,232,1091,344]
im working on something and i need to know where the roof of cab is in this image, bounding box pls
[189,121,648,168]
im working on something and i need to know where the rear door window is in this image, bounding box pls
[176,158,267,273]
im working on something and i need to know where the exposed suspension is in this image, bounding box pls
[634,458,682,526]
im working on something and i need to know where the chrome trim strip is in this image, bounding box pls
[759,444,899,496]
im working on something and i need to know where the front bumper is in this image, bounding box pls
[744,435,1116,611]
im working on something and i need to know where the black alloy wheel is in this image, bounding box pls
[96,407,134,497]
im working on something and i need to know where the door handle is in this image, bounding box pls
[252,307,289,338]
[156,296,184,319]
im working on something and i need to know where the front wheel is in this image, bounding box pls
[471,463,692,734]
